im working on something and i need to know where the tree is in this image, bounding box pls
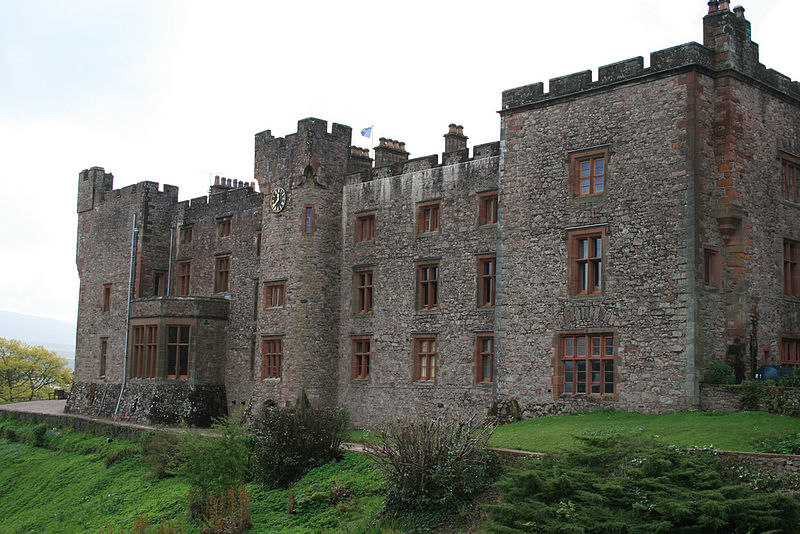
[0,338,72,403]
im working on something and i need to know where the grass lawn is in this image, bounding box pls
[489,410,800,453]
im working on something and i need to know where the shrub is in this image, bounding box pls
[705,363,735,384]
[141,431,183,479]
[198,485,252,534]
[32,423,48,447]
[486,434,800,534]
[366,416,499,518]
[771,432,800,455]
[778,367,800,387]
[176,414,254,503]
[252,404,348,488]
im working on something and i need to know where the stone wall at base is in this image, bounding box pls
[699,384,800,414]
[66,381,226,426]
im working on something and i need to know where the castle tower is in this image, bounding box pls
[252,118,353,408]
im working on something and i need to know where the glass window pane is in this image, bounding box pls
[565,338,574,357]
[592,337,601,356]
[595,159,604,175]
[581,162,590,177]
[605,337,614,355]
[577,338,586,356]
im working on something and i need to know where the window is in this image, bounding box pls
[414,336,437,381]
[352,337,371,379]
[264,281,285,308]
[177,261,191,296]
[256,231,262,257]
[153,271,166,296]
[99,338,108,378]
[167,325,189,379]
[132,325,157,378]
[302,205,315,234]
[475,333,494,382]
[570,148,607,196]
[782,157,800,203]
[559,333,614,395]
[703,247,720,287]
[356,212,376,242]
[417,201,440,234]
[416,262,439,310]
[478,255,496,307]
[179,225,193,245]
[784,239,800,296]
[262,337,282,379]
[781,337,800,367]
[568,228,604,295]
[102,284,112,312]
[355,268,373,314]
[478,192,498,225]
[217,217,232,238]
[215,255,230,293]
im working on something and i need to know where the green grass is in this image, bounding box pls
[0,417,393,534]
[489,410,800,453]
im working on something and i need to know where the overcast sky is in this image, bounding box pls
[1,0,798,325]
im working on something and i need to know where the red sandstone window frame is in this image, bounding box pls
[570,148,607,196]
[477,254,496,307]
[475,333,494,383]
[354,267,374,314]
[355,212,376,242]
[99,337,108,378]
[781,154,800,203]
[568,227,605,295]
[261,337,282,379]
[131,324,158,379]
[263,281,285,309]
[413,335,437,382]
[784,239,800,297]
[417,201,441,234]
[216,217,232,238]
[555,332,615,396]
[179,225,193,245]
[177,261,191,296]
[416,261,440,310]
[703,246,721,288]
[352,337,371,379]
[302,205,316,235]
[166,325,189,379]
[102,284,112,312]
[477,191,498,225]
[780,336,800,368]
[214,255,231,293]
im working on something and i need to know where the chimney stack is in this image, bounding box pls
[349,146,373,172]
[443,124,468,153]
[373,137,409,168]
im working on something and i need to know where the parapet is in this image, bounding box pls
[502,4,800,111]
[77,166,180,213]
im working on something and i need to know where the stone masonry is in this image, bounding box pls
[67,3,800,427]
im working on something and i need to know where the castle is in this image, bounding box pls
[67,3,800,427]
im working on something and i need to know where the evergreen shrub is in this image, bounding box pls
[705,363,735,384]
[252,403,348,488]
[486,434,800,534]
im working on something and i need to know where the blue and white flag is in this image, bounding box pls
[360,127,372,138]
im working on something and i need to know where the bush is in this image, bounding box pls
[252,404,348,488]
[197,485,252,534]
[141,431,183,479]
[176,414,254,503]
[778,367,800,387]
[486,434,800,534]
[771,432,800,455]
[705,363,736,384]
[366,416,499,518]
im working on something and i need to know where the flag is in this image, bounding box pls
[360,127,372,138]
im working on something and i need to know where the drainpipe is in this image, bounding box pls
[166,226,175,296]
[114,213,138,417]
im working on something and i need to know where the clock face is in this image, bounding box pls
[270,187,287,213]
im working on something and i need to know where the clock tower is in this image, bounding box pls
[252,118,352,409]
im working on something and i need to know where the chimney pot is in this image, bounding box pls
[719,0,730,10]
[733,5,744,18]
[707,0,718,13]
[233,179,238,188]
[226,178,232,187]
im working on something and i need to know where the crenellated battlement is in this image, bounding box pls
[502,4,800,112]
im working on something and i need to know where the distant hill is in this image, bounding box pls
[0,311,75,369]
